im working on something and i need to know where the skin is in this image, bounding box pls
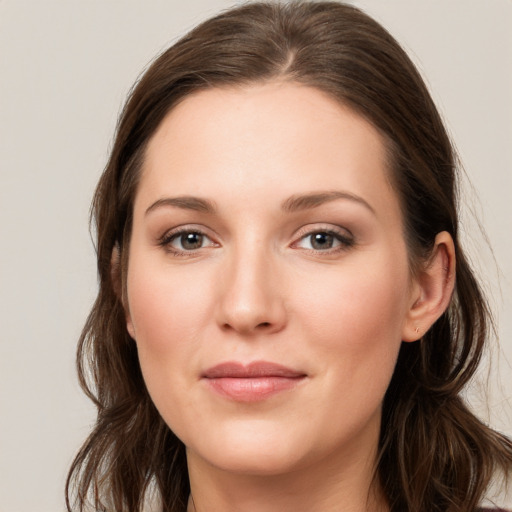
[123,82,455,512]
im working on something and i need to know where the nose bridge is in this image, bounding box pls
[216,235,285,334]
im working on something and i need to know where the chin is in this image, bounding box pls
[199,449,304,477]
[185,422,310,476]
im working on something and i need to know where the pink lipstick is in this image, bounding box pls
[202,361,306,402]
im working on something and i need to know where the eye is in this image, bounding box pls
[173,231,207,250]
[160,229,216,253]
[294,229,354,252]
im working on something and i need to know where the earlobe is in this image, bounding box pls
[402,231,456,342]
[126,316,136,340]
[111,244,136,340]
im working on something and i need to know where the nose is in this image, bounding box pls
[215,248,287,336]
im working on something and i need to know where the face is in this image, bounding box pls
[125,82,419,478]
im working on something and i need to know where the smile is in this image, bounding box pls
[201,361,307,402]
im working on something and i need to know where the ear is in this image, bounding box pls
[402,231,456,342]
[111,245,136,340]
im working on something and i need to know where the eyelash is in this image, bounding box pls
[158,227,217,257]
[291,226,355,254]
[158,226,355,256]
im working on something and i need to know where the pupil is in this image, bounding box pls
[182,232,202,250]
[312,232,333,250]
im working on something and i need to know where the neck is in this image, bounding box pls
[186,433,388,512]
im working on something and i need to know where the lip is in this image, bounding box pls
[201,361,307,402]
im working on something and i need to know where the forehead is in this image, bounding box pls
[137,82,400,223]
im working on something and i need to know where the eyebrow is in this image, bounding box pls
[281,191,375,215]
[145,196,217,216]
[145,190,375,217]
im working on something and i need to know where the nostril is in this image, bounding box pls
[257,322,271,328]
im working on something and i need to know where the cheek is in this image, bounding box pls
[124,253,216,412]
[298,255,410,393]
[302,260,409,341]
[125,261,214,424]
[127,259,209,352]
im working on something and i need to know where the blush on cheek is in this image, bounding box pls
[128,262,198,341]
[319,272,406,344]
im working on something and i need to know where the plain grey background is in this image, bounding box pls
[1,1,510,511]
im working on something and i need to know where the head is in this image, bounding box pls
[69,2,500,511]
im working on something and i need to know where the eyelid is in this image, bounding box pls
[293,223,353,240]
[291,224,355,252]
[158,224,219,255]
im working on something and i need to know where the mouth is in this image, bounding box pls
[201,361,307,402]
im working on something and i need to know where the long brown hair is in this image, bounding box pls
[66,2,512,511]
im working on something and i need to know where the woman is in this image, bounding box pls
[66,2,512,511]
